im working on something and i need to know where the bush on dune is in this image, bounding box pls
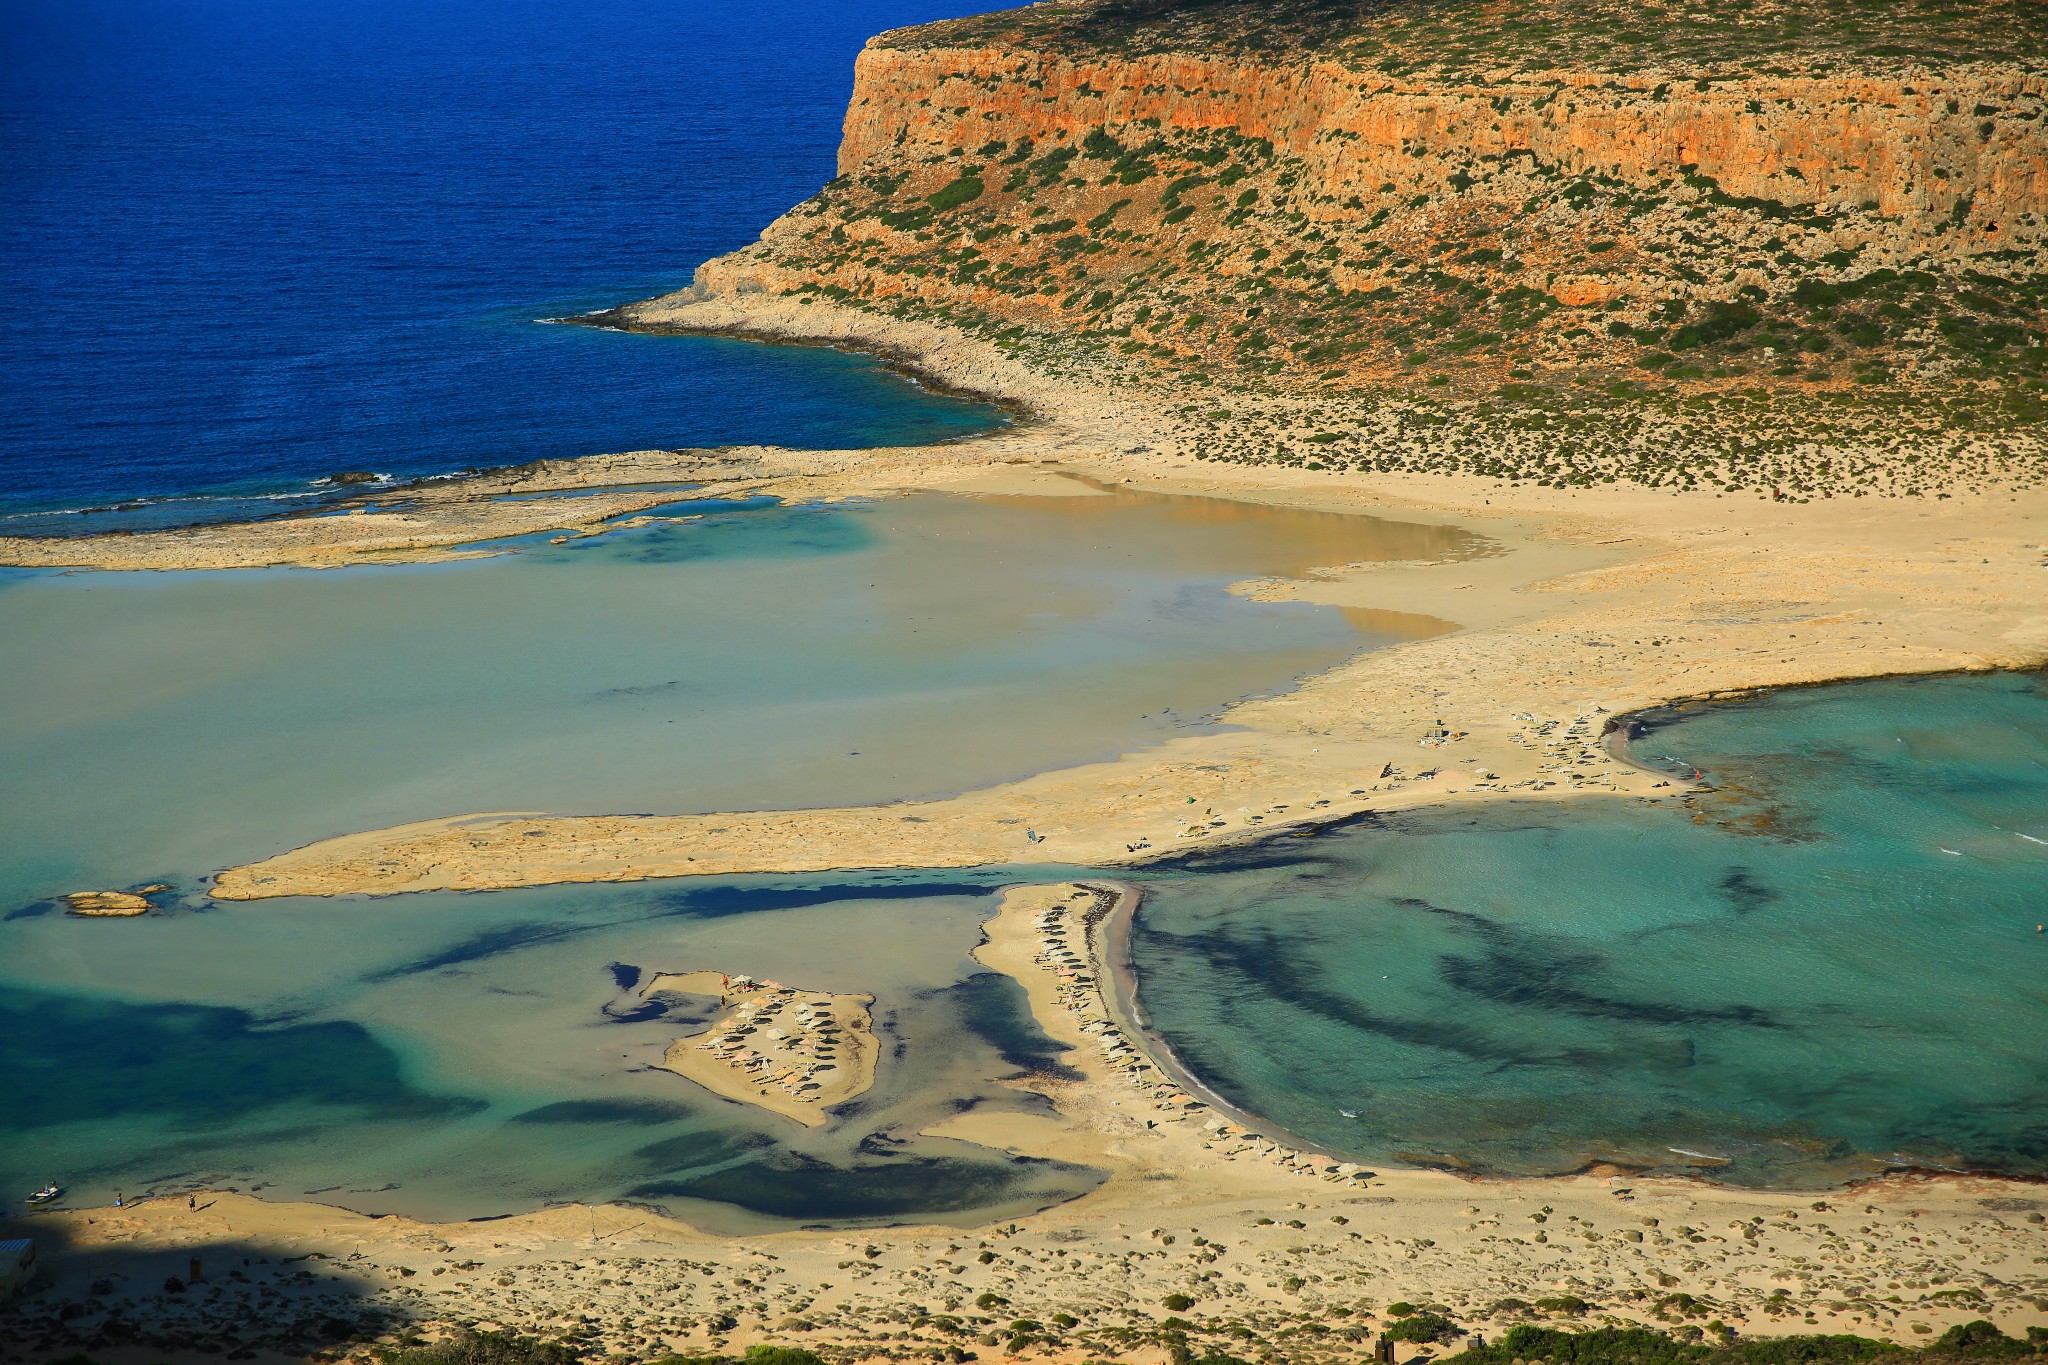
[377,1329,581,1365]
[1446,1322,2043,1365]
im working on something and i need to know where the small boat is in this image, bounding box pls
[25,1184,62,1205]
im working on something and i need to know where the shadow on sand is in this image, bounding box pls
[1,1202,402,1362]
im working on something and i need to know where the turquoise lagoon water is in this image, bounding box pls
[0,485,1469,1224]
[0,868,1104,1229]
[0,487,1466,911]
[1127,672,2048,1188]
[5,581,2043,1215]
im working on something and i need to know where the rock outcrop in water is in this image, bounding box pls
[626,0,2048,494]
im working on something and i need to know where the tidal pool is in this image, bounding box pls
[1126,672,2048,1187]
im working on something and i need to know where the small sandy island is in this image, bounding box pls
[60,887,165,916]
[647,970,877,1127]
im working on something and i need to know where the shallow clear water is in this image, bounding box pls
[0,486,1466,910]
[8,663,2044,1217]
[0,484,1472,1225]
[0,869,1105,1229]
[1127,672,2048,1188]
[1,0,998,524]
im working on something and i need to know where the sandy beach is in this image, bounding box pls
[646,971,880,1129]
[8,877,2044,1362]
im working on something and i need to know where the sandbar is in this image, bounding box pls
[648,970,877,1128]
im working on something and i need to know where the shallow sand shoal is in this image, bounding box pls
[60,890,154,916]
[11,292,2044,901]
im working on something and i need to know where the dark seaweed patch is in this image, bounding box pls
[1435,946,1778,1028]
[0,988,481,1130]
[508,1098,696,1125]
[651,879,996,920]
[1135,919,1556,1066]
[942,971,1082,1080]
[1390,896,1781,1027]
[857,1130,911,1156]
[625,1129,777,1173]
[363,920,602,982]
[1718,867,1777,912]
[601,999,670,1024]
[630,1149,1097,1220]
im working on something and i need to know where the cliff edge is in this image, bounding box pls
[625,0,2048,495]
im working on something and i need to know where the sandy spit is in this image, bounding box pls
[182,296,2048,902]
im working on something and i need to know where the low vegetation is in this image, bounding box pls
[696,0,2048,494]
[304,1318,2048,1365]
[898,0,2048,72]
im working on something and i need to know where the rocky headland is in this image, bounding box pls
[612,0,2047,498]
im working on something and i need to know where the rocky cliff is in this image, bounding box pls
[629,0,2048,493]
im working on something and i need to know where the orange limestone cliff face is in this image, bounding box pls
[837,44,2046,254]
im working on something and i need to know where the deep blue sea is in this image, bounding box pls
[0,0,995,526]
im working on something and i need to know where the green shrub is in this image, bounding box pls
[378,1328,580,1365]
[1934,1323,2033,1358]
[1163,1292,1196,1311]
[1668,301,1760,350]
[1082,127,1125,160]
[926,176,984,212]
[1444,1323,1910,1365]
[1030,147,1077,184]
[1386,1312,1463,1344]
